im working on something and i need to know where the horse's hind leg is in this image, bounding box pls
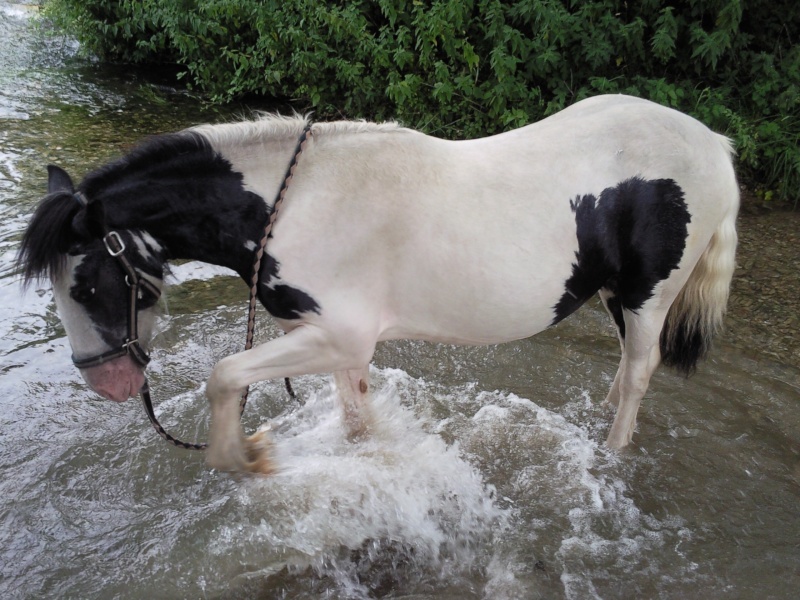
[598,288,625,407]
[333,366,373,439]
[606,305,668,449]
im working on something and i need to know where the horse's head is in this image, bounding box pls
[18,165,165,402]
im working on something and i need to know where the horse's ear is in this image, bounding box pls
[48,165,75,194]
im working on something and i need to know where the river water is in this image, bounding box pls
[1,3,798,599]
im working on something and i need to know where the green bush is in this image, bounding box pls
[46,0,800,205]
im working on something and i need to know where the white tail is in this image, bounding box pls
[661,139,739,375]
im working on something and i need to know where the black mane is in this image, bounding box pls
[16,131,210,285]
[81,132,210,199]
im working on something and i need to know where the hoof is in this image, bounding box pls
[206,430,277,476]
[605,428,634,450]
[243,430,278,476]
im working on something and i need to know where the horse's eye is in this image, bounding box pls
[71,286,96,305]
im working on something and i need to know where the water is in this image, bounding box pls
[1,3,798,598]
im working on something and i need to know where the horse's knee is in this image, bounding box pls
[206,355,243,402]
[334,366,370,392]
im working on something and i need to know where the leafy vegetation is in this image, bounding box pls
[46,0,800,205]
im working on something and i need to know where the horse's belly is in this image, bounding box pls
[380,247,577,345]
[375,200,583,344]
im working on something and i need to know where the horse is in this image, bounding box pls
[17,95,739,474]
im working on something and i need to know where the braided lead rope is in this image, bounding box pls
[142,124,313,450]
[240,124,312,410]
[141,380,207,450]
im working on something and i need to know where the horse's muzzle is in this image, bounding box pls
[79,354,146,402]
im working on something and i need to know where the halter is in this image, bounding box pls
[71,230,160,370]
[71,123,314,450]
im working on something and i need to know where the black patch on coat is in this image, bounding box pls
[81,132,273,275]
[19,133,267,284]
[80,132,322,320]
[552,177,691,328]
[258,253,322,320]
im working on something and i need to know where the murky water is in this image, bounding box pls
[1,3,798,598]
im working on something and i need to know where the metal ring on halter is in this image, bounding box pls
[103,231,126,257]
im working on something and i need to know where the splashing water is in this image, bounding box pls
[208,371,506,597]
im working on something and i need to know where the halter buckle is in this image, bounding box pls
[103,231,126,257]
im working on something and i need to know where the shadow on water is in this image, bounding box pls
[1,3,799,599]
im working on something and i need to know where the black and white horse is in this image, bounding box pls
[18,95,739,474]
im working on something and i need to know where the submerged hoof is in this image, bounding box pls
[605,428,635,450]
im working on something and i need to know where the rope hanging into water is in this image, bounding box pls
[141,123,313,450]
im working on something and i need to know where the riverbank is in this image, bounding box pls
[726,197,800,366]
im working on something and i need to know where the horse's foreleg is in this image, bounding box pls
[333,366,373,439]
[205,324,373,474]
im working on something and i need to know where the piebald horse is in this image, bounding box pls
[18,95,739,474]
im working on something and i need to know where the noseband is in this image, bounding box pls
[71,230,160,370]
[70,124,313,451]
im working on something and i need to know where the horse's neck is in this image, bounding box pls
[104,124,310,280]
[162,131,306,278]
[168,190,269,280]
